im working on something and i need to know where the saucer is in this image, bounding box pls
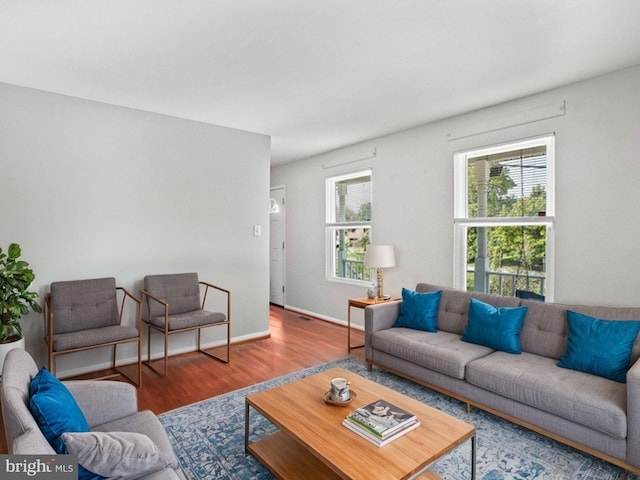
[323,390,357,406]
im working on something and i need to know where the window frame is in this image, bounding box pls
[453,135,555,300]
[325,169,373,285]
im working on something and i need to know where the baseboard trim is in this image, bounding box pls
[56,329,271,378]
[282,304,364,331]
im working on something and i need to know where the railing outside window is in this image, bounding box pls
[341,259,368,281]
[467,268,545,297]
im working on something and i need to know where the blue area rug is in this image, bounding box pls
[159,357,640,479]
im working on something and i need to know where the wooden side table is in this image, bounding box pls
[347,296,400,352]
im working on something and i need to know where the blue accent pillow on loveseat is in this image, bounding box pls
[462,298,528,354]
[393,288,442,332]
[558,310,640,383]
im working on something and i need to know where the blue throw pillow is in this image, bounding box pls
[393,288,442,332]
[29,366,67,397]
[462,298,528,354]
[557,311,640,383]
[29,368,90,455]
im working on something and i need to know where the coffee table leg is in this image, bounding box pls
[244,399,250,453]
[471,434,476,480]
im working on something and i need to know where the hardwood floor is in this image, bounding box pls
[0,304,365,453]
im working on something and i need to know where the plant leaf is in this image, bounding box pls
[7,243,21,260]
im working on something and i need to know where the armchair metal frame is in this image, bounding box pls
[44,286,142,387]
[140,281,230,377]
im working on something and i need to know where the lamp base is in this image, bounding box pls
[376,267,384,299]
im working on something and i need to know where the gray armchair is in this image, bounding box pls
[140,272,230,376]
[1,349,185,479]
[45,277,142,386]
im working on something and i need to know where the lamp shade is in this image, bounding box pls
[364,245,396,268]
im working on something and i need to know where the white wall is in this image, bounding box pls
[0,83,271,376]
[271,65,640,327]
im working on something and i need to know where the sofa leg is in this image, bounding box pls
[367,361,373,372]
[466,403,472,414]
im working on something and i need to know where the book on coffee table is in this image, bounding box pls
[343,418,420,447]
[345,399,417,439]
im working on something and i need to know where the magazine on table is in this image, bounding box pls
[342,418,420,447]
[345,399,417,439]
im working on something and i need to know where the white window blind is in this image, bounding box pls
[467,146,548,218]
[328,172,372,223]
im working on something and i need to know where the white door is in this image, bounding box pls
[270,186,286,306]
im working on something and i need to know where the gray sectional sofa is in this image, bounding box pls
[365,283,640,474]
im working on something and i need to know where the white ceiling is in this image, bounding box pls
[2,1,640,165]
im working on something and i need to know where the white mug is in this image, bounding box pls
[330,377,350,402]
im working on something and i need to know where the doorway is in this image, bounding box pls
[270,186,286,306]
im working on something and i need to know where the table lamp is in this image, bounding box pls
[364,245,396,299]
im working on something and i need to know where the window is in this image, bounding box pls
[454,135,555,300]
[326,170,372,283]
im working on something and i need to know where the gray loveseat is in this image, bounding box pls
[1,349,185,480]
[365,283,640,474]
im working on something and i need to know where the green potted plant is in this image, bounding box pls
[0,243,42,370]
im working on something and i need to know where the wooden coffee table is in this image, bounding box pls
[245,367,476,479]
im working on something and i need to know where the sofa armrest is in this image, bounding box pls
[10,429,56,454]
[364,301,402,360]
[627,357,640,468]
[65,380,138,428]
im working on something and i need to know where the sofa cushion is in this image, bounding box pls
[467,351,628,438]
[557,311,640,383]
[392,288,442,332]
[371,328,494,379]
[462,298,528,354]
[62,431,167,480]
[518,299,569,359]
[29,368,90,453]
